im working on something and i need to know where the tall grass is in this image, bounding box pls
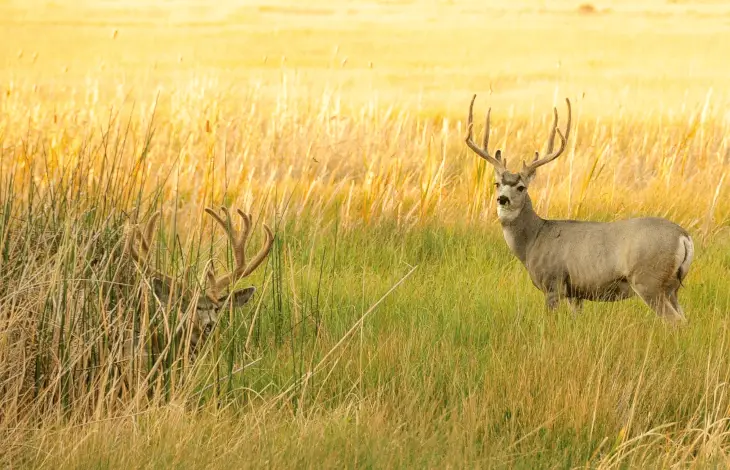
[1,80,730,467]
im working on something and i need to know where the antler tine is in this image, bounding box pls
[563,97,572,143]
[466,94,506,172]
[545,107,559,155]
[483,107,491,150]
[205,264,217,290]
[139,211,161,254]
[204,206,248,268]
[204,207,234,297]
[204,207,233,244]
[204,206,268,298]
[235,209,252,268]
[125,211,175,286]
[240,224,274,278]
[125,227,144,264]
[522,98,572,174]
[219,206,242,267]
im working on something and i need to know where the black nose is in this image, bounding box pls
[497,196,510,205]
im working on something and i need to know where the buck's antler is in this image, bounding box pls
[465,94,507,173]
[204,206,274,301]
[521,98,572,175]
[125,211,176,287]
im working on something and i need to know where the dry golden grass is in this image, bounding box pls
[1,0,730,468]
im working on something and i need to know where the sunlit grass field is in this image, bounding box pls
[2,0,730,467]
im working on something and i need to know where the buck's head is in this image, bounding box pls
[150,278,256,349]
[127,207,273,353]
[465,95,572,224]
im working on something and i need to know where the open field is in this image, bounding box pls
[1,0,730,467]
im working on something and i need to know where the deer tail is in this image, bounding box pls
[676,235,694,287]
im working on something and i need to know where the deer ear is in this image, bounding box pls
[220,286,256,308]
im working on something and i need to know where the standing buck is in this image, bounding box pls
[465,95,694,323]
[125,206,273,361]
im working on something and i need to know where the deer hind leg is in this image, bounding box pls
[663,269,687,322]
[667,286,686,319]
[658,295,685,324]
[631,280,685,324]
[668,289,682,316]
[664,235,692,322]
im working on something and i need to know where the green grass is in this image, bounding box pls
[3,174,730,467]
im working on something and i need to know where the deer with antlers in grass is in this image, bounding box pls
[464,95,694,323]
[124,206,274,364]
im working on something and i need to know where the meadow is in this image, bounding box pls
[1,0,730,467]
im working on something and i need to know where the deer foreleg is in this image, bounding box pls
[568,297,583,315]
[545,291,560,311]
[543,277,569,311]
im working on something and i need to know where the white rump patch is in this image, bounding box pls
[677,235,694,280]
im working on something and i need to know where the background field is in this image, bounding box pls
[1,0,730,468]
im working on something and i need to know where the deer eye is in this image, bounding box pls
[517,186,526,192]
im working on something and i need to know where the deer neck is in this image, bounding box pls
[499,196,545,264]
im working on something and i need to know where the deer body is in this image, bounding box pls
[502,194,693,308]
[465,96,694,322]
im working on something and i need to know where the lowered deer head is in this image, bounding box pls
[465,95,694,323]
[125,207,273,353]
